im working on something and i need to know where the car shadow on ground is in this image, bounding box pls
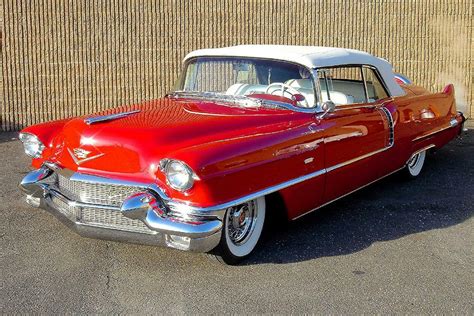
[0,130,20,143]
[244,132,473,265]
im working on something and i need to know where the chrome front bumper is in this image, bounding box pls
[19,166,222,252]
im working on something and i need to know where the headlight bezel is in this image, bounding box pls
[159,159,197,192]
[19,132,45,158]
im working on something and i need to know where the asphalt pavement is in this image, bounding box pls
[1,130,473,314]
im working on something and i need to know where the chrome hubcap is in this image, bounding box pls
[227,201,257,245]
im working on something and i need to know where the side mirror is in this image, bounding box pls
[317,100,336,119]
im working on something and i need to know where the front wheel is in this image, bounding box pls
[207,197,266,265]
[406,150,426,177]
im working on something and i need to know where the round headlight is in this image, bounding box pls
[164,160,195,191]
[19,133,45,158]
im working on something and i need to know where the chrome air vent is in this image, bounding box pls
[380,106,394,147]
[84,110,140,125]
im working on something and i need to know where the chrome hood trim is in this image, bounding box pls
[84,110,141,125]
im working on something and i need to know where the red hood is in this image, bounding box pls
[42,97,307,181]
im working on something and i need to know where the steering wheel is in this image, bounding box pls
[265,82,309,108]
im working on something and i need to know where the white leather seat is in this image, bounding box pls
[285,79,313,90]
[226,83,267,96]
[320,90,354,105]
[226,83,249,95]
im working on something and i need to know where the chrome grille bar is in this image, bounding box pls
[57,172,144,207]
[47,171,155,234]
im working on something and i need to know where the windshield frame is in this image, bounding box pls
[172,56,321,113]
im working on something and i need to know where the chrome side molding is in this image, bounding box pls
[413,117,460,142]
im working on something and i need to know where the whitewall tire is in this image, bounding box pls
[208,197,266,265]
[406,150,426,177]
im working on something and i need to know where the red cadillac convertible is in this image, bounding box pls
[19,45,465,264]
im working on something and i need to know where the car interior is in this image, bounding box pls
[226,78,381,108]
[184,58,388,108]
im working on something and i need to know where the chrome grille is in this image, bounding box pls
[51,194,78,218]
[57,173,144,207]
[49,171,155,234]
[81,208,153,233]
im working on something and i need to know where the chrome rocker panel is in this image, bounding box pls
[19,167,222,252]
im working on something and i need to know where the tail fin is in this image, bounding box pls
[443,84,455,96]
[394,73,412,85]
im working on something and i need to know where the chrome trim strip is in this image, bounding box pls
[292,166,404,220]
[42,145,392,216]
[173,168,327,214]
[174,146,391,213]
[84,110,141,125]
[408,144,435,161]
[326,147,389,173]
[294,143,434,220]
[412,122,456,142]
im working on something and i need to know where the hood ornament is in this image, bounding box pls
[72,148,91,159]
[68,148,104,165]
[84,110,141,125]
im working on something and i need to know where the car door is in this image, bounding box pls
[315,66,392,203]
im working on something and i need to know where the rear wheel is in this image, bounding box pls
[406,150,426,177]
[207,197,266,265]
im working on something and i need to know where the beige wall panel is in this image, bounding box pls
[1,0,472,131]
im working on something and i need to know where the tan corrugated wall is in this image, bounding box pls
[1,0,473,131]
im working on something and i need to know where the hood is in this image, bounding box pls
[45,97,307,180]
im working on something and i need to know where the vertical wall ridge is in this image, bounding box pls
[1,0,472,131]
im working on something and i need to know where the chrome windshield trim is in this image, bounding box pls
[84,110,141,125]
[168,91,318,114]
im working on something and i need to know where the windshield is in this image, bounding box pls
[173,57,316,108]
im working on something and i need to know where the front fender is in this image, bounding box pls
[161,120,321,208]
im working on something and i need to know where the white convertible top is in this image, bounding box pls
[184,45,405,97]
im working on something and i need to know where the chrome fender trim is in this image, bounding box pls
[36,143,394,221]
[412,117,461,142]
[408,144,436,163]
[292,166,405,220]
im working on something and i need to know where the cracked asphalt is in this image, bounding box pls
[1,130,473,314]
